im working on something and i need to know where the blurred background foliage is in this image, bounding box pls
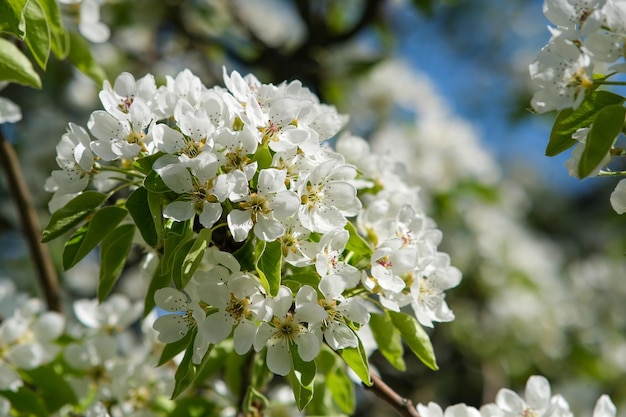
[2,0,626,416]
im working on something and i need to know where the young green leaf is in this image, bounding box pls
[180,227,213,288]
[171,238,196,289]
[547,90,624,157]
[24,0,51,69]
[0,386,47,417]
[144,170,172,193]
[98,223,135,301]
[133,152,165,175]
[388,310,438,370]
[0,0,28,38]
[68,32,107,86]
[369,312,406,371]
[326,364,355,414]
[287,345,316,411]
[158,329,194,366]
[339,338,372,386]
[578,104,626,178]
[37,0,67,59]
[22,364,78,413]
[126,187,159,247]
[255,239,282,297]
[345,221,372,265]
[0,37,42,88]
[62,206,128,270]
[171,332,214,399]
[41,191,107,242]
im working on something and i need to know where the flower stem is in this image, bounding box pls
[0,130,61,312]
[364,372,421,417]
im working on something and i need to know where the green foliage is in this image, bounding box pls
[24,0,51,69]
[144,170,172,193]
[22,364,78,413]
[287,345,316,411]
[0,37,42,88]
[339,339,372,386]
[98,223,135,301]
[0,386,48,417]
[62,205,128,270]
[171,332,214,399]
[388,310,438,370]
[255,239,282,297]
[369,312,406,371]
[126,187,159,247]
[345,221,373,267]
[546,91,624,157]
[68,31,107,86]
[0,0,28,38]
[180,227,213,288]
[158,330,195,366]
[41,191,108,242]
[578,104,626,178]
[314,348,355,415]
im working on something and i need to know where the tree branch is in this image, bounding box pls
[364,372,421,417]
[0,129,61,312]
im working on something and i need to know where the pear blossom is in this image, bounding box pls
[529,38,593,113]
[543,0,607,38]
[78,0,110,43]
[99,72,158,120]
[294,159,362,233]
[228,168,300,242]
[254,286,327,376]
[153,287,205,344]
[88,97,155,161]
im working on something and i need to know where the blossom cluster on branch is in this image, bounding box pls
[38,67,461,412]
[529,0,626,212]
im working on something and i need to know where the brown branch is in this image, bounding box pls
[364,372,421,417]
[0,129,61,312]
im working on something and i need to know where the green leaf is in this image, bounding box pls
[22,364,78,412]
[287,345,316,411]
[315,348,355,415]
[68,31,107,86]
[388,310,438,370]
[339,338,371,386]
[171,238,196,289]
[412,0,435,15]
[158,329,194,366]
[345,221,372,265]
[255,239,282,297]
[98,223,135,301]
[233,236,256,272]
[0,386,47,417]
[169,398,217,417]
[181,228,213,288]
[24,0,51,69]
[63,206,128,270]
[171,331,214,399]
[37,0,67,59]
[578,104,626,178]
[0,0,28,38]
[369,312,406,371]
[225,348,247,396]
[42,191,107,242]
[144,170,172,193]
[0,37,42,88]
[126,187,159,247]
[547,90,624,157]
[133,152,165,175]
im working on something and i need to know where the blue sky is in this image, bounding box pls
[391,0,600,194]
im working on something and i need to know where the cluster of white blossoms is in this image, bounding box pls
[419,376,616,417]
[530,0,626,214]
[44,67,461,377]
[0,280,174,417]
[529,0,626,114]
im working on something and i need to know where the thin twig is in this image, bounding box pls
[0,129,61,312]
[364,372,421,417]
